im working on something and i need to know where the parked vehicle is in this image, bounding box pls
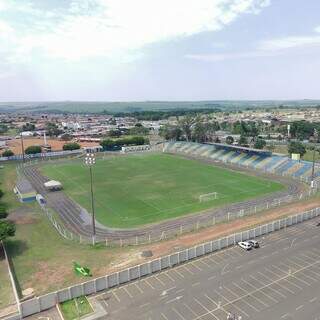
[237,241,252,250]
[248,240,259,248]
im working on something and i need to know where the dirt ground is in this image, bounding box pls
[105,196,320,274]
[6,138,99,154]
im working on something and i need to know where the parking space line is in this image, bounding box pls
[204,294,219,308]
[207,256,221,266]
[162,270,176,283]
[194,297,222,320]
[183,303,198,317]
[240,279,269,308]
[133,283,144,294]
[161,312,169,320]
[180,264,195,275]
[172,268,185,279]
[123,286,133,298]
[191,261,203,271]
[248,275,279,303]
[197,258,213,269]
[144,278,155,290]
[256,272,287,298]
[172,306,187,320]
[153,275,166,286]
[290,274,311,286]
[112,291,121,303]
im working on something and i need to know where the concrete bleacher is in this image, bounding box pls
[163,141,316,181]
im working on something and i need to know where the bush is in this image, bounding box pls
[100,136,149,151]
[63,143,81,151]
[25,145,42,154]
[2,150,14,157]
[254,138,266,150]
[0,220,15,241]
[288,141,306,157]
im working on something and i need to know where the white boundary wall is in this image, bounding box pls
[9,207,320,319]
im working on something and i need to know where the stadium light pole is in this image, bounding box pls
[20,132,25,163]
[311,128,318,189]
[85,152,96,245]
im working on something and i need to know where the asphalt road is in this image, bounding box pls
[94,218,320,320]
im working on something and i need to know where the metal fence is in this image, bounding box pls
[16,151,320,246]
[35,185,319,247]
[15,207,320,319]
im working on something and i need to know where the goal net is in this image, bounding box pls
[199,192,218,202]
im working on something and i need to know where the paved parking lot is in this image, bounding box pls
[94,219,320,320]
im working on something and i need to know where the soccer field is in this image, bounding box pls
[41,153,284,228]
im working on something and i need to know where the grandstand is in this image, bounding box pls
[163,141,318,182]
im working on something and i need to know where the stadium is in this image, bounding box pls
[21,141,317,245]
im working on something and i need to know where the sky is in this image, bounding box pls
[0,0,320,101]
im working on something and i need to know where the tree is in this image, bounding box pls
[226,136,234,145]
[0,220,15,241]
[288,141,306,157]
[159,125,182,141]
[178,115,196,142]
[192,119,207,143]
[0,124,8,134]
[22,123,35,132]
[46,122,63,137]
[129,125,149,136]
[60,134,72,141]
[254,138,266,150]
[63,143,81,151]
[2,150,14,157]
[239,135,248,146]
[25,145,42,154]
[0,189,3,199]
[0,205,7,219]
[108,130,122,138]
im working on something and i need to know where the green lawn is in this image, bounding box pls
[60,296,93,320]
[41,153,285,228]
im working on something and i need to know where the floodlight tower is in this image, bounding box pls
[84,152,96,245]
[311,128,318,189]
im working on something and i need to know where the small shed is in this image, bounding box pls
[14,179,37,203]
[44,180,62,191]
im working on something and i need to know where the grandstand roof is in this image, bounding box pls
[207,142,272,156]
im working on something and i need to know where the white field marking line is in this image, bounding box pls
[172,306,187,320]
[239,279,269,308]
[123,286,133,298]
[221,286,250,317]
[290,238,296,248]
[206,256,221,266]
[294,254,320,267]
[161,312,169,320]
[112,291,121,303]
[139,302,151,308]
[281,313,290,319]
[165,295,183,304]
[276,265,303,290]
[256,272,287,299]
[176,288,185,294]
[290,274,312,287]
[247,275,279,303]
[296,304,304,311]
[193,297,223,320]
[208,275,216,281]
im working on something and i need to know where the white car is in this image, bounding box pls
[238,241,252,250]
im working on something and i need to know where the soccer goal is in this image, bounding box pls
[199,192,218,202]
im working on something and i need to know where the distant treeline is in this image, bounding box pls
[105,108,222,120]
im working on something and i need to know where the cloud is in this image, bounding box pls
[0,0,271,62]
[258,35,320,51]
[186,25,320,62]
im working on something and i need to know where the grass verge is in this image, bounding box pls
[60,296,93,320]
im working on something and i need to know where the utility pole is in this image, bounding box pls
[85,152,96,245]
[311,128,318,188]
[20,132,25,163]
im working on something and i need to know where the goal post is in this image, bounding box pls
[199,192,218,202]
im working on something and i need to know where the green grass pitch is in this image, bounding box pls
[41,153,285,228]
